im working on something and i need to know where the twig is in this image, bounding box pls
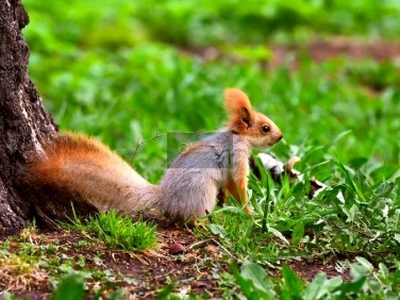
[129,133,167,163]
[210,238,241,264]
[186,238,214,252]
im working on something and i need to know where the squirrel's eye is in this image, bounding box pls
[262,125,270,133]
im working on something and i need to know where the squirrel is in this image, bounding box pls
[28,88,283,221]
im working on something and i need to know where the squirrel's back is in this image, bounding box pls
[28,133,158,212]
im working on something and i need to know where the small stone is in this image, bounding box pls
[169,243,185,255]
[306,258,315,264]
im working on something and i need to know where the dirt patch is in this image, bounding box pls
[2,219,228,299]
[286,258,350,283]
[1,216,352,299]
[307,38,400,62]
[271,37,400,70]
[182,37,400,67]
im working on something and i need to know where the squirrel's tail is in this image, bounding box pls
[28,133,159,213]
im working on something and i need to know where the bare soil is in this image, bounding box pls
[184,37,400,68]
[271,37,400,70]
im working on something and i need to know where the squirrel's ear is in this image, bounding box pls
[224,88,255,128]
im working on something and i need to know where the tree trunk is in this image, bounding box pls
[0,0,97,234]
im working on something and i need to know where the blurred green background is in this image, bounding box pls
[23,0,400,182]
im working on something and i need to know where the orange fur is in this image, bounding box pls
[29,133,157,212]
[30,134,118,185]
[226,179,251,214]
[222,88,283,213]
[225,152,252,214]
[224,88,283,148]
[224,88,255,134]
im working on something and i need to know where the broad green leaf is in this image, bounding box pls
[335,276,367,295]
[355,257,374,272]
[350,263,370,279]
[240,261,269,291]
[51,273,85,300]
[281,265,304,299]
[231,262,276,299]
[378,263,390,280]
[304,274,343,300]
[303,273,328,300]
[394,233,400,243]
[208,224,227,238]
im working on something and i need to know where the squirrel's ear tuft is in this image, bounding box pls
[224,88,255,128]
[224,88,252,113]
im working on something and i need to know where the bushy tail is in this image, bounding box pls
[27,133,159,213]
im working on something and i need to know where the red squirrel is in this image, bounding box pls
[28,88,283,221]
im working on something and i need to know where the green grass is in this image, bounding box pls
[66,210,158,252]
[14,0,400,298]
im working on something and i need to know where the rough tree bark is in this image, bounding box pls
[0,0,97,234]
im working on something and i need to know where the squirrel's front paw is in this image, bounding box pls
[244,205,253,216]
